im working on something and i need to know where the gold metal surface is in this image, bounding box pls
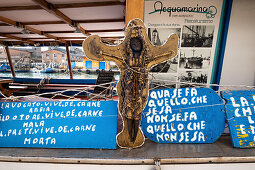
[83,18,178,148]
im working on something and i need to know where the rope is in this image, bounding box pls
[1,77,254,102]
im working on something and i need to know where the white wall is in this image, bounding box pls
[220,0,255,86]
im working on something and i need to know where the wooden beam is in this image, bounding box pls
[21,36,123,40]
[0,16,17,26]
[0,16,64,43]
[0,32,36,35]
[0,23,10,26]
[0,29,124,34]
[2,39,122,46]
[87,29,124,33]
[77,18,124,23]
[0,5,41,11]
[59,36,124,39]
[32,0,73,25]
[4,45,16,77]
[20,37,51,40]
[0,16,61,41]
[65,42,73,79]
[32,0,90,36]
[22,18,124,25]
[125,0,144,25]
[1,41,81,46]
[22,21,65,25]
[0,1,125,11]
[0,33,34,44]
[45,29,124,33]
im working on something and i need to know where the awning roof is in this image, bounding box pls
[0,0,125,46]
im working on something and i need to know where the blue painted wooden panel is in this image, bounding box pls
[86,61,92,69]
[142,88,225,143]
[0,100,118,149]
[222,90,255,148]
[99,62,105,70]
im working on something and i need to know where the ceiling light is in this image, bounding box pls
[74,27,82,33]
[21,27,29,34]
[34,43,40,47]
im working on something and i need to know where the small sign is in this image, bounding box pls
[0,100,118,149]
[222,90,255,148]
[142,88,225,143]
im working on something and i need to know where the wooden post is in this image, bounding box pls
[125,0,144,25]
[65,42,73,79]
[4,45,16,77]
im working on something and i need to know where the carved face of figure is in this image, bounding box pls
[130,37,143,52]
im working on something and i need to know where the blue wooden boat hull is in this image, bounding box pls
[0,77,97,85]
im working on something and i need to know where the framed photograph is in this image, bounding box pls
[179,49,211,69]
[178,70,208,84]
[181,25,215,47]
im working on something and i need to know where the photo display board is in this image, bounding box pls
[222,90,255,148]
[0,100,118,149]
[141,88,225,143]
[144,0,224,87]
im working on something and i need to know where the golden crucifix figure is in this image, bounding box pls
[83,19,178,148]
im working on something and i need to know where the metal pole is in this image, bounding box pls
[4,45,16,77]
[65,42,73,79]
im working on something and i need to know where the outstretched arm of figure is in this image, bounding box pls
[83,35,124,67]
[146,34,178,69]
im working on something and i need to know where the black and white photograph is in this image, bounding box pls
[149,73,177,89]
[148,28,181,46]
[178,70,208,84]
[179,49,211,69]
[148,28,181,73]
[181,25,215,47]
[150,55,179,73]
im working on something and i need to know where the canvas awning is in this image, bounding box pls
[0,0,126,46]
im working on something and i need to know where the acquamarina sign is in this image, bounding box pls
[149,1,217,19]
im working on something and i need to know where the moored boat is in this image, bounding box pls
[40,68,54,73]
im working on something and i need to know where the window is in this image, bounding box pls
[53,53,57,58]
[46,54,50,59]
